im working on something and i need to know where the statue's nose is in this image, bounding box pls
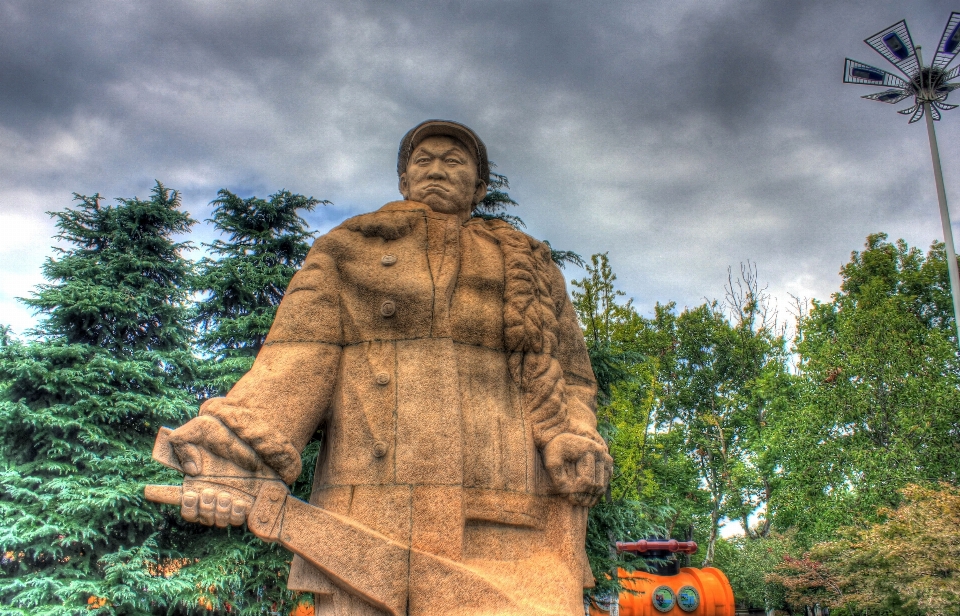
[425,161,446,178]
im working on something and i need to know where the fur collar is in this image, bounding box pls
[341,201,425,240]
[341,201,519,242]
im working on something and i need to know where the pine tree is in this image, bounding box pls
[182,189,326,614]
[473,169,521,227]
[0,183,198,615]
[193,189,326,397]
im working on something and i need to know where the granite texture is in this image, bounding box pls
[148,126,612,615]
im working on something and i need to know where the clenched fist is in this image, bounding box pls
[164,415,280,528]
[542,433,613,507]
[181,487,252,527]
[168,415,263,479]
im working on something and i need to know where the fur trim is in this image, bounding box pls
[342,210,417,241]
[199,398,302,485]
[489,224,570,448]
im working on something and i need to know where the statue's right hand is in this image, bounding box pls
[156,416,283,528]
[181,485,252,528]
[167,415,263,477]
[144,480,254,528]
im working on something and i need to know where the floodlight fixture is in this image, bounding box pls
[844,14,960,349]
[844,18,960,123]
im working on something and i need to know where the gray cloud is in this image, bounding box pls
[3,0,960,334]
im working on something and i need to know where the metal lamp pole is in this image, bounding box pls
[918,46,960,343]
[844,16,960,348]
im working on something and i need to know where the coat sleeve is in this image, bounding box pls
[549,264,605,445]
[198,234,344,484]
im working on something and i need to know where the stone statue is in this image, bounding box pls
[146,120,613,615]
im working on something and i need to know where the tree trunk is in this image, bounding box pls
[702,506,720,567]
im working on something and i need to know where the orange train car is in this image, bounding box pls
[587,540,735,616]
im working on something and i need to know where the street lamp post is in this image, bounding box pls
[844,15,960,347]
[918,46,960,348]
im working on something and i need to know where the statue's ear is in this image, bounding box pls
[399,173,411,199]
[473,180,487,205]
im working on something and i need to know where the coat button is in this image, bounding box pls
[380,300,396,317]
[375,372,390,385]
[381,254,397,266]
[372,441,388,458]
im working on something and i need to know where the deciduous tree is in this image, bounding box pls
[774,234,960,544]
[771,483,960,615]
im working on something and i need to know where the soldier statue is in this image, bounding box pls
[148,120,613,615]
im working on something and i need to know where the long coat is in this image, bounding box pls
[199,201,603,615]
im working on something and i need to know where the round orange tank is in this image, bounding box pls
[588,567,735,616]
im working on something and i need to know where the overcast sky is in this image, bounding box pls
[4,0,960,336]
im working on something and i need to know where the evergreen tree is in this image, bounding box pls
[473,168,520,227]
[181,189,326,614]
[0,183,197,615]
[193,189,327,397]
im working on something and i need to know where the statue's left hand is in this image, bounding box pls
[542,433,613,507]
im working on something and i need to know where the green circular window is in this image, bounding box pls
[677,585,700,612]
[652,585,676,613]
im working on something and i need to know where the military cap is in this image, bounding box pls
[397,119,490,185]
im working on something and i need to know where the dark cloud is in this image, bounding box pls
[3,0,960,334]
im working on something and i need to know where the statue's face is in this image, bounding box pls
[399,135,487,219]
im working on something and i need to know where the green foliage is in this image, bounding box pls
[573,237,960,613]
[572,254,638,403]
[175,189,326,613]
[194,189,326,366]
[573,254,800,613]
[771,483,960,616]
[193,189,326,401]
[573,254,673,596]
[7,177,960,616]
[0,326,12,347]
[575,255,793,585]
[0,183,198,614]
[544,241,586,271]
[24,187,194,353]
[473,168,521,227]
[149,442,322,615]
[663,267,793,564]
[774,234,960,545]
[586,498,672,597]
[711,533,792,611]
